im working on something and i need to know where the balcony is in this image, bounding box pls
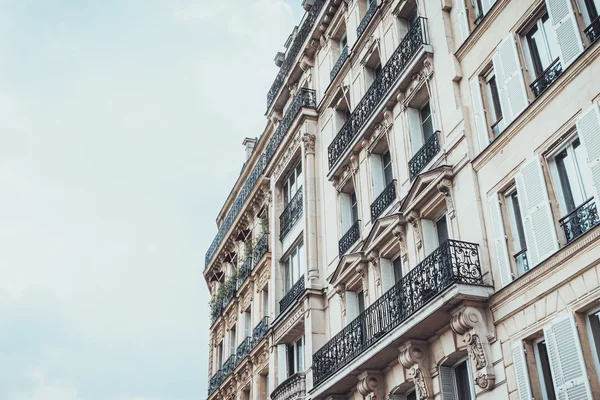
[559,198,600,244]
[530,58,563,98]
[253,316,270,343]
[356,0,378,39]
[330,46,348,81]
[266,0,325,111]
[208,370,223,396]
[222,354,237,376]
[238,257,253,286]
[271,372,306,400]
[328,17,429,170]
[205,88,316,268]
[339,220,360,255]
[280,276,305,313]
[370,180,396,220]
[585,16,600,45]
[252,232,269,266]
[313,240,484,388]
[408,131,440,181]
[280,187,304,240]
[235,336,253,367]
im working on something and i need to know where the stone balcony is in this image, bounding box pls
[271,372,306,400]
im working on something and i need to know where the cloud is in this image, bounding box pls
[9,368,82,400]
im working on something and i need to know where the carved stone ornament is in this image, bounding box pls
[398,341,433,400]
[273,132,302,181]
[368,251,381,288]
[437,178,455,219]
[357,371,384,400]
[393,225,408,263]
[450,306,496,391]
[355,263,369,299]
[270,110,283,124]
[300,54,314,72]
[404,55,434,103]
[302,133,316,155]
[407,211,422,250]
[335,284,347,319]
[274,304,305,344]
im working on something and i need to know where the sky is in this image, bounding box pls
[0,0,304,399]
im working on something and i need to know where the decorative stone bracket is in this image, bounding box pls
[450,306,495,392]
[335,283,346,320]
[393,224,408,264]
[367,250,381,290]
[398,341,433,400]
[437,178,455,219]
[357,370,385,400]
[407,211,422,250]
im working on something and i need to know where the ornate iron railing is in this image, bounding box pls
[210,298,225,324]
[253,316,270,343]
[280,275,305,313]
[585,16,600,45]
[559,198,600,244]
[330,46,348,81]
[208,369,223,396]
[356,0,378,39]
[371,180,396,220]
[530,58,563,98]
[266,0,326,110]
[205,88,316,268]
[252,233,269,267]
[271,372,306,400]
[238,257,253,286]
[280,187,304,240]
[408,131,440,181]
[328,17,429,169]
[339,220,360,255]
[514,248,529,276]
[313,239,483,386]
[222,354,237,376]
[235,337,253,367]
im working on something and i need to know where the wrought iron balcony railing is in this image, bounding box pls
[585,16,600,45]
[205,88,316,268]
[408,131,440,181]
[330,46,348,81]
[371,180,396,220]
[280,276,305,313]
[208,369,223,396]
[328,17,429,169]
[238,257,253,286]
[271,372,306,400]
[280,187,304,240]
[222,354,237,377]
[253,316,270,343]
[356,0,378,39]
[235,337,253,367]
[514,248,529,277]
[559,198,600,244]
[252,233,269,267]
[266,0,326,110]
[339,220,360,255]
[313,239,483,386]
[530,58,563,98]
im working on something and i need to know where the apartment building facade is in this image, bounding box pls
[204,0,600,399]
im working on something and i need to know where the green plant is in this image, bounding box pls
[259,213,269,235]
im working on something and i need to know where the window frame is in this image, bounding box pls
[503,185,529,277]
[282,162,303,207]
[283,241,304,293]
[286,336,305,377]
[483,67,504,137]
[520,11,560,82]
[452,357,476,400]
[586,306,600,386]
[532,336,557,400]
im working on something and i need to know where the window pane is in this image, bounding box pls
[454,361,473,400]
[488,75,503,122]
[420,102,434,141]
[393,257,403,283]
[542,15,560,64]
[406,391,417,400]
[383,151,393,185]
[287,343,295,376]
[589,311,600,365]
[556,149,578,213]
[527,21,551,76]
[510,192,527,251]
[358,291,365,314]
[283,182,289,206]
[573,139,594,201]
[436,215,449,245]
[297,338,304,372]
[537,340,557,400]
[351,191,359,223]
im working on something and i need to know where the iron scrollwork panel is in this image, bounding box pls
[560,198,600,243]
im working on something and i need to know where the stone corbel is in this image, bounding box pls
[398,341,433,400]
[393,225,408,264]
[300,54,314,72]
[289,82,299,98]
[355,263,369,301]
[302,133,316,155]
[437,178,455,219]
[270,110,283,124]
[335,283,347,320]
[367,250,381,290]
[407,211,422,249]
[450,306,495,392]
[357,370,385,400]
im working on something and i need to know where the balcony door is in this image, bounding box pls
[283,242,304,293]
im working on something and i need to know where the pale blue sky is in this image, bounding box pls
[0,1,303,399]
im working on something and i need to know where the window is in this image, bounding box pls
[340,32,348,51]
[286,336,305,376]
[522,13,560,80]
[435,214,449,246]
[483,69,504,137]
[533,337,557,400]
[420,102,434,142]
[471,0,485,23]
[229,326,236,356]
[282,163,303,207]
[452,359,475,400]
[587,308,600,383]
[283,242,304,293]
[580,0,600,25]
[549,137,593,216]
[504,187,528,276]
[217,341,224,368]
[262,288,269,318]
[244,311,252,338]
[393,257,403,284]
[351,191,359,225]
[406,390,417,400]
[382,151,393,186]
[358,291,365,314]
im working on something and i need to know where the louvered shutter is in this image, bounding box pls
[470,77,490,152]
[576,104,600,211]
[439,365,457,400]
[512,340,534,400]
[421,219,438,255]
[493,35,529,124]
[488,194,513,287]
[544,313,593,399]
[379,258,395,293]
[545,0,584,68]
[371,153,385,196]
[515,158,559,267]
[456,0,470,43]
[407,107,424,154]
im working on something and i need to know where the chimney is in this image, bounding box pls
[243,137,257,161]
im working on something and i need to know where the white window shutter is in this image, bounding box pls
[488,194,513,287]
[370,153,385,196]
[439,365,457,400]
[492,35,529,124]
[545,0,584,68]
[511,340,534,400]
[407,107,424,154]
[576,103,600,211]
[456,0,470,43]
[345,291,359,324]
[515,158,559,267]
[543,313,593,399]
[379,258,395,293]
[470,77,490,152]
[421,219,438,255]
[329,294,342,335]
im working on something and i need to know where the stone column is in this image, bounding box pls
[302,127,319,287]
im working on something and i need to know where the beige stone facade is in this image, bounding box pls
[204,0,600,399]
